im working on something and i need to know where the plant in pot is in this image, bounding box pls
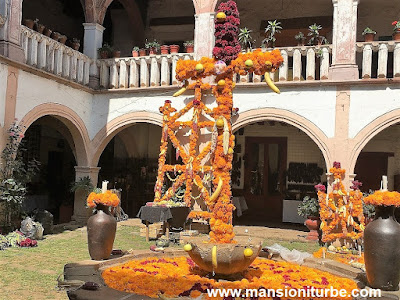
[145,40,160,55]
[238,27,254,52]
[160,44,170,55]
[262,20,282,48]
[392,20,400,41]
[112,49,121,58]
[98,43,112,59]
[183,40,194,53]
[23,19,35,29]
[308,23,328,46]
[170,44,180,54]
[132,46,140,57]
[58,34,68,44]
[295,31,306,46]
[298,194,321,241]
[70,38,80,51]
[33,19,45,34]
[51,31,61,41]
[43,27,52,37]
[362,27,376,42]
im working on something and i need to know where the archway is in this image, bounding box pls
[22,116,78,224]
[232,112,328,226]
[97,123,174,217]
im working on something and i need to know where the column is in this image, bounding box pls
[71,166,100,224]
[194,12,215,59]
[83,23,104,88]
[0,0,24,62]
[329,0,359,80]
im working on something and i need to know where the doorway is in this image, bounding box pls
[243,137,287,222]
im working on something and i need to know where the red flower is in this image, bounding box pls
[333,161,341,168]
[393,21,398,26]
[164,100,171,104]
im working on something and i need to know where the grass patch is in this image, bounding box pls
[263,238,320,254]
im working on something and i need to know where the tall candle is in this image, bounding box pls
[102,180,109,193]
[382,175,388,191]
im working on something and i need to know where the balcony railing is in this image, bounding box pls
[20,25,93,86]
[357,41,400,79]
[97,53,195,89]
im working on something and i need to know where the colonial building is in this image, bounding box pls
[0,0,399,224]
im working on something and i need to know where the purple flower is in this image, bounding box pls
[315,184,326,193]
[350,180,362,190]
[333,161,341,168]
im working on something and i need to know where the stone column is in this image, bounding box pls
[194,12,215,59]
[329,0,359,81]
[0,0,24,62]
[71,166,100,224]
[83,23,104,88]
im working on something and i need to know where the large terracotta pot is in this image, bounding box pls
[304,216,321,241]
[364,33,375,42]
[364,205,400,290]
[87,204,117,260]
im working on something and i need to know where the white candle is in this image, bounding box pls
[102,180,109,193]
[322,248,326,259]
[382,175,388,191]
[358,245,362,257]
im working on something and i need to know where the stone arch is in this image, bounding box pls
[349,109,400,174]
[193,0,218,14]
[91,111,163,166]
[84,0,96,23]
[19,103,91,166]
[233,108,332,169]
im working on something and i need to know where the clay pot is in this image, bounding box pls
[364,33,375,42]
[148,47,158,55]
[160,45,169,55]
[132,50,139,57]
[304,216,321,241]
[58,35,67,44]
[170,45,180,53]
[186,236,262,275]
[393,31,400,41]
[364,205,400,290]
[51,32,61,41]
[296,38,306,46]
[23,19,34,29]
[87,204,117,260]
[185,45,194,53]
[71,41,80,51]
[139,49,147,56]
[34,23,45,34]
[43,28,52,37]
[112,50,121,58]
[99,51,109,59]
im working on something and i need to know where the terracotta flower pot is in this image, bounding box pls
[43,28,52,37]
[23,19,34,29]
[185,45,194,53]
[132,50,139,57]
[99,51,109,59]
[71,42,80,51]
[87,204,117,260]
[58,35,67,44]
[170,45,180,53]
[364,33,375,42]
[51,32,61,41]
[148,47,158,55]
[139,49,147,56]
[364,205,400,290]
[112,50,121,58]
[304,216,321,241]
[160,45,169,54]
[34,23,45,34]
[296,38,306,46]
[393,31,400,41]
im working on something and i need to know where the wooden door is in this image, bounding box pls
[244,137,287,221]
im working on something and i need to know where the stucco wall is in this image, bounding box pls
[0,63,7,127]
[349,85,400,139]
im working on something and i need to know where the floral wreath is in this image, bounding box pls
[87,190,120,208]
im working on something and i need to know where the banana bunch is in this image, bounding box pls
[264,61,280,94]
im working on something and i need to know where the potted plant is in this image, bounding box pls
[160,44,170,55]
[23,19,35,29]
[392,20,400,41]
[298,195,321,241]
[70,38,80,51]
[139,48,147,56]
[295,31,306,46]
[183,40,194,53]
[308,23,328,46]
[238,27,254,52]
[145,40,160,55]
[58,35,67,44]
[43,27,52,37]
[112,50,121,58]
[262,20,282,48]
[362,27,376,42]
[132,46,140,57]
[33,19,45,34]
[170,44,180,54]
[98,43,112,59]
[51,31,61,41]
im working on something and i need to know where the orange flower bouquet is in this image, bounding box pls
[87,190,120,208]
[364,190,400,207]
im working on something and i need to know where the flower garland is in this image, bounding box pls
[188,211,212,220]
[102,256,358,300]
[86,190,120,208]
[313,248,364,265]
[318,162,365,243]
[364,190,400,207]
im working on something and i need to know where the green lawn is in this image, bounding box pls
[0,223,319,300]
